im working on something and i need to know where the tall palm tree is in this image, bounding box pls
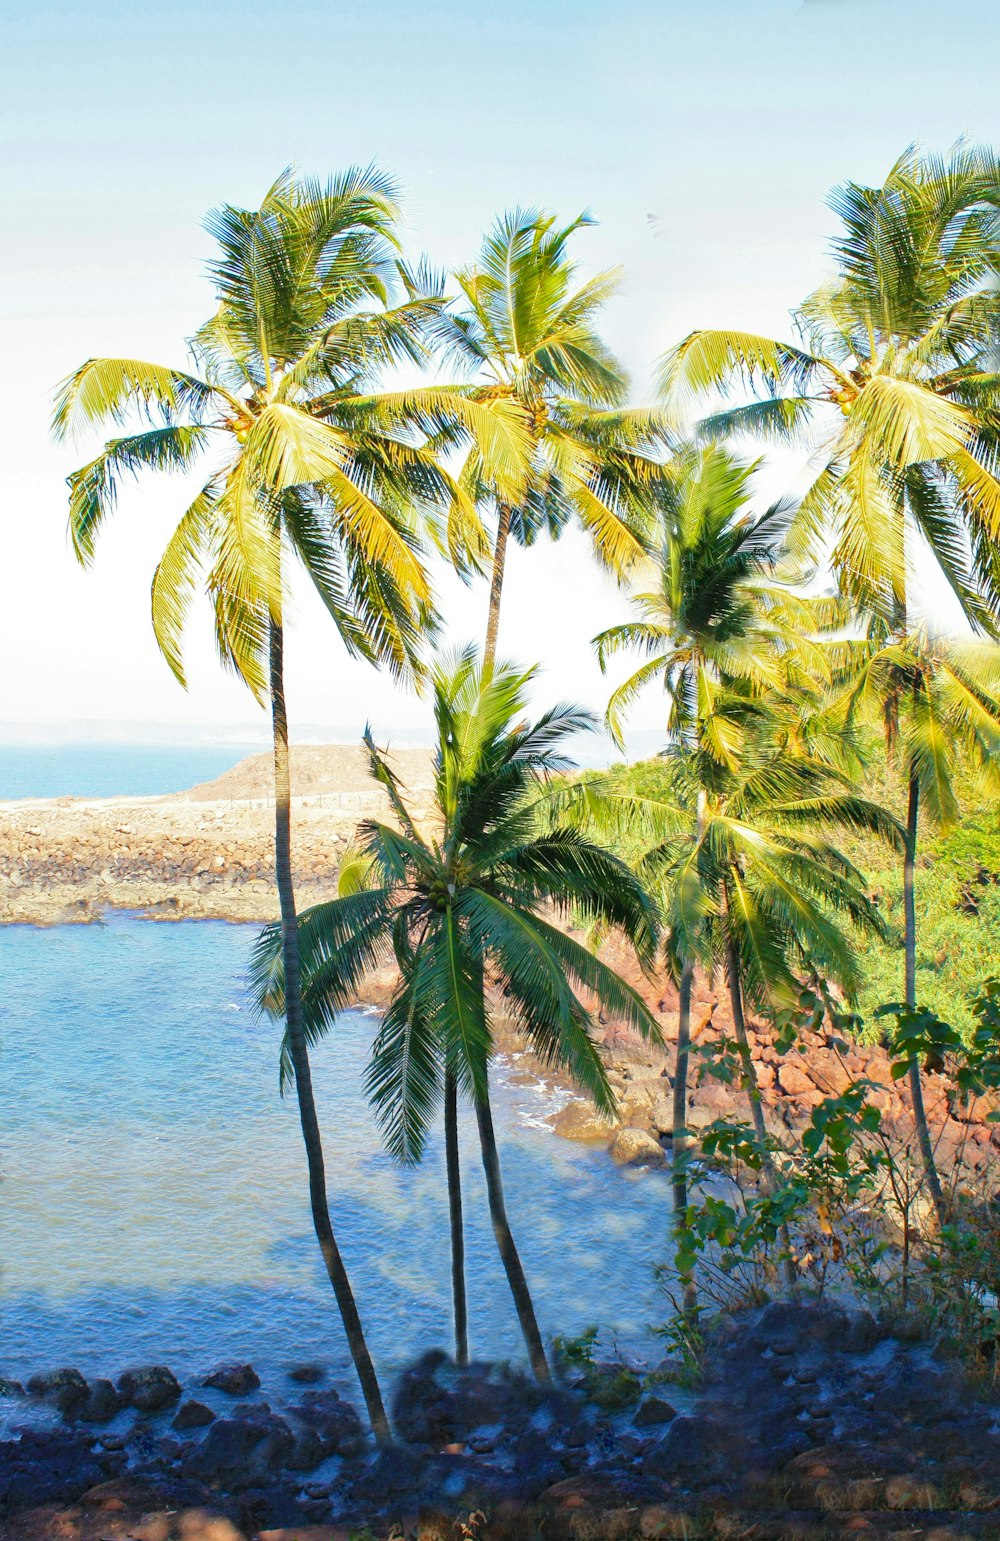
[659,144,1000,631]
[830,629,1000,1223]
[443,208,669,664]
[251,649,662,1380]
[53,169,529,1443]
[592,444,826,1268]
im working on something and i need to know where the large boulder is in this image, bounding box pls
[548,1100,613,1142]
[25,1366,89,1415]
[609,1126,666,1167]
[118,1364,182,1412]
[73,1377,127,1423]
[183,1410,294,1487]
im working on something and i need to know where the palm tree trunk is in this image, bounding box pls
[725,937,797,1292]
[483,503,513,669]
[269,620,392,1446]
[475,1089,550,1382]
[671,958,698,1316]
[444,1069,469,1366]
[903,772,947,1227]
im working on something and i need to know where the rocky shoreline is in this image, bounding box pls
[2,1301,997,1539]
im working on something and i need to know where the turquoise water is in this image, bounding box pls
[0,915,671,1399]
[0,744,258,801]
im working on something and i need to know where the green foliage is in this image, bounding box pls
[552,1327,642,1408]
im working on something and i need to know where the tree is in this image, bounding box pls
[830,630,1000,1223]
[563,723,899,1292]
[592,443,830,1278]
[659,143,1000,1224]
[251,649,662,1379]
[444,208,669,664]
[54,169,528,1443]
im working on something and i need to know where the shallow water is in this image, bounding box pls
[0,915,672,1401]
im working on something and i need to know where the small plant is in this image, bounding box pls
[552,1325,642,1407]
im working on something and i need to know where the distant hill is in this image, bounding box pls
[180,743,435,803]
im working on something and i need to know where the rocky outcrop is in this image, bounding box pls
[2,1312,998,1538]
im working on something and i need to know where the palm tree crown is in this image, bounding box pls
[54,167,530,695]
[660,144,1000,631]
[593,443,812,757]
[444,209,670,656]
[253,649,662,1161]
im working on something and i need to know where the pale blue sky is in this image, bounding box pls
[3,0,998,741]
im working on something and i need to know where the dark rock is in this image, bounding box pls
[287,1363,326,1384]
[633,1394,677,1427]
[351,1443,428,1504]
[117,1363,182,1412]
[202,1362,261,1396]
[183,1411,294,1487]
[643,1413,733,1480]
[292,1387,364,1457]
[0,1427,102,1512]
[0,1378,25,1398]
[172,1398,216,1431]
[25,1366,89,1414]
[72,1376,126,1423]
[284,1427,325,1472]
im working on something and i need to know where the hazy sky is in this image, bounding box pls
[4,0,999,744]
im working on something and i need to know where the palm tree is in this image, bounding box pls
[659,144,1000,632]
[659,144,1000,1224]
[443,208,669,664]
[830,629,1000,1223]
[592,443,826,1266]
[54,169,528,1444]
[251,649,662,1380]
[564,724,899,1290]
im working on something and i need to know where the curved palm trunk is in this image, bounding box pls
[444,1069,469,1366]
[671,958,698,1316]
[269,621,391,1445]
[483,503,513,669]
[903,773,947,1227]
[724,937,797,1292]
[475,1088,551,1382]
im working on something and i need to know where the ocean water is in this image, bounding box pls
[0,744,259,801]
[0,915,672,1403]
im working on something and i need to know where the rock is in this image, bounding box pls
[183,1412,294,1486]
[549,1100,614,1142]
[74,1376,127,1423]
[287,1364,326,1385]
[173,1399,217,1431]
[25,1365,90,1414]
[633,1395,678,1427]
[777,1063,817,1099]
[118,1364,182,1412]
[202,1362,261,1396]
[351,1444,427,1502]
[292,1387,365,1457]
[0,1426,103,1511]
[0,1377,25,1398]
[642,1414,732,1480]
[610,1126,666,1166]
